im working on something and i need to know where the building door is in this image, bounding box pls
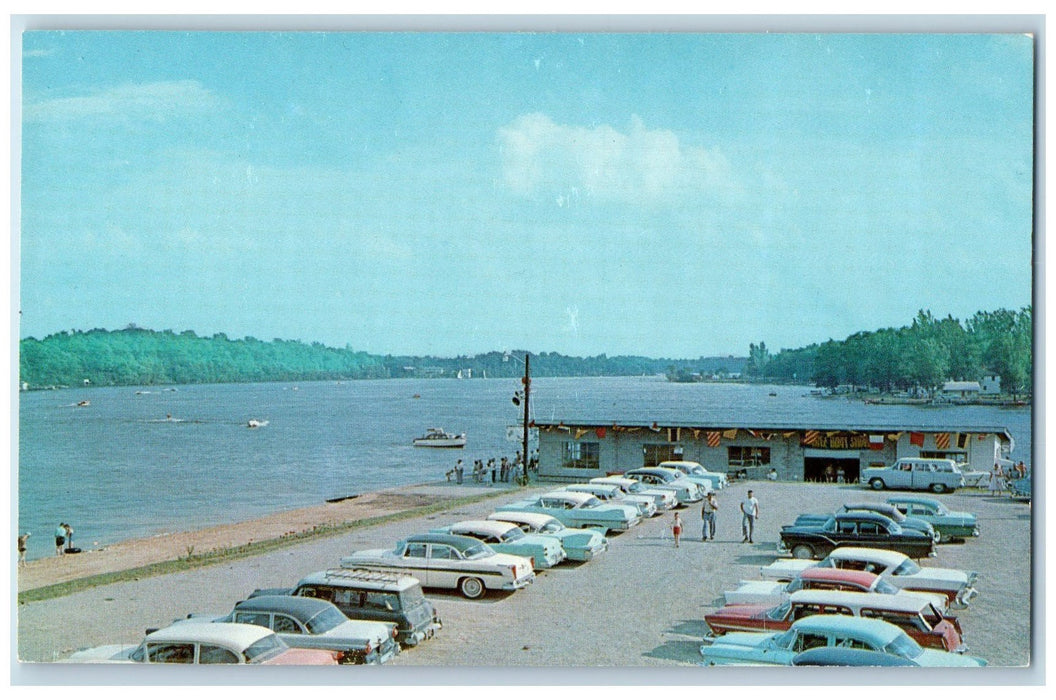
[803,449,862,484]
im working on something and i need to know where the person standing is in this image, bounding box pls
[54,523,67,556]
[18,533,30,567]
[740,490,760,543]
[701,492,718,541]
[988,463,1004,496]
[64,523,74,552]
[672,512,683,548]
[455,459,464,485]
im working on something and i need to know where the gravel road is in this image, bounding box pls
[15,479,1034,682]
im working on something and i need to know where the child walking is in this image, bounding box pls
[672,512,683,548]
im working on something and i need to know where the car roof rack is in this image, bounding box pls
[323,567,414,583]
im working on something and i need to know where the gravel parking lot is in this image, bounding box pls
[16,479,1034,681]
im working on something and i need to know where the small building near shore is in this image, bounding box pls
[940,381,982,401]
[533,419,1014,484]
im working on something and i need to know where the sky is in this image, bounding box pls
[16,30,1035,358]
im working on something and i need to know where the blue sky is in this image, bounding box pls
[18,31,1035,358]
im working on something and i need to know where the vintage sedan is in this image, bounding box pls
[699,615,985,667]
[495,490,641,534]
[885,496,979,540]
[705,590,965,652]
[794,502,939,544]
[182,595,399,664]
[432,520,565,569]
[791,647,920,666]
[589,476,678,510]
[778,512,936,560]
[485,511,608,562]
[561,483,658,517]
[759,547,978,608]
[623,468,705,505]
[657,460,728,489]
[724,566,947,612]
[68,622,341,665]
[340,533,534,599]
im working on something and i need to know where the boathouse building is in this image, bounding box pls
[533,419,1014,484]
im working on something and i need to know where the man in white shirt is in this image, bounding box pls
[740,490,759,543]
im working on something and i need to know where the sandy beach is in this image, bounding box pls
[17,481,521,594]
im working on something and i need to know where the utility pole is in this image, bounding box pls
[521,353,530,485]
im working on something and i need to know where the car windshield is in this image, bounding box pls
[767,601,792,621]
[772,629,797,650]
[461,542,494,559]
[822,516,837,530]
[501,527,525,542]
[539,520,564,533]
[243,633,288,663]
[892,559,921,575]
[399,585,425,608]
[883,633,924,660]
[888,522,903,534]
[304,606,347,634]
[624,482,645,493]
[785,577,804,593]
[874,578,900,594]
[577,496,602,508]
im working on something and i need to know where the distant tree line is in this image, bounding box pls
[741,307,1032,397]
[17,326,747,389]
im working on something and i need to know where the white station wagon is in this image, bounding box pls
[341,533,535,599]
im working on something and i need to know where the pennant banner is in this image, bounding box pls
[595,427,607,439]
[869,434,885,451]
[804,430,820,445]
[910,431,925,447]
[956,433,969,449]
[723,428,738,440]
[935,433,950,449]
[706,431,721,448]
[574,428,588,440]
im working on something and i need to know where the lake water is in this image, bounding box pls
[16,377,1032,562]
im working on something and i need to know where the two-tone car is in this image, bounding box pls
[699,615,985,667]
[68,622,342,665]
[793,502,940,544]
[181,595,399,664]
[723,566,948,612]
[758,547,978,608]
[340,533,534,599]
[885,496,979,541]
[623,468,705,505]
[657,460,728,489]
[862,458,966,494]
[777,511,936,560]
[495,490,641,534]
[255,568,441,648]
[432,520,566,569]
[705,589,965,653]
[485,511,608,562]
[561,483,658,518]
[588,476,678,511]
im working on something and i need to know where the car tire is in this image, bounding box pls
[931,483,947,494]
[791,545,814,560]
[459,576,485,599]
[869,478,885,491]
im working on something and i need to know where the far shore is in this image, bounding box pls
[17,480,525,596]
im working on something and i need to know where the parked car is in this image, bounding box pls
[67,622,341,665]
[861,458,966,494]
[622,468,705,504]
[432,519,565,569]
[485,511,608,562]
[561,483,658,517]
[657,460,728,489]
[588,476,678,510]
[723,566,948,612]
[758,547,978,608]
[340,533,534,599]
[180,595,399,664]
[651,465,716,494]
[778,511,936,560]
[253,568,441,648]
[495,490,641,534]
[793,502,939,544]
[885,496,979,540]
[705,589,965,652]
[699,615,985,667]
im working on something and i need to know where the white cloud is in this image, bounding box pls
[497,113,732,204]
[24,80,224,124]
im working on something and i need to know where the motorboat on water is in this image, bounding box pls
[413,428,466,448]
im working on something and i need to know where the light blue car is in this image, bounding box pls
[431,520,566,569]
[495,491,641,534]
[486,511,609,562]
[885,496,980,540]
[699,615,986,667]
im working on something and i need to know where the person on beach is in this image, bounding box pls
[455,460,463,485]
[490,459,497,483]
[672,512,683,548]
[740,490,759,543]
[64,523,74,552]
[18,533,29,567]
[701,492,718,541]
[54,523,66,556]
